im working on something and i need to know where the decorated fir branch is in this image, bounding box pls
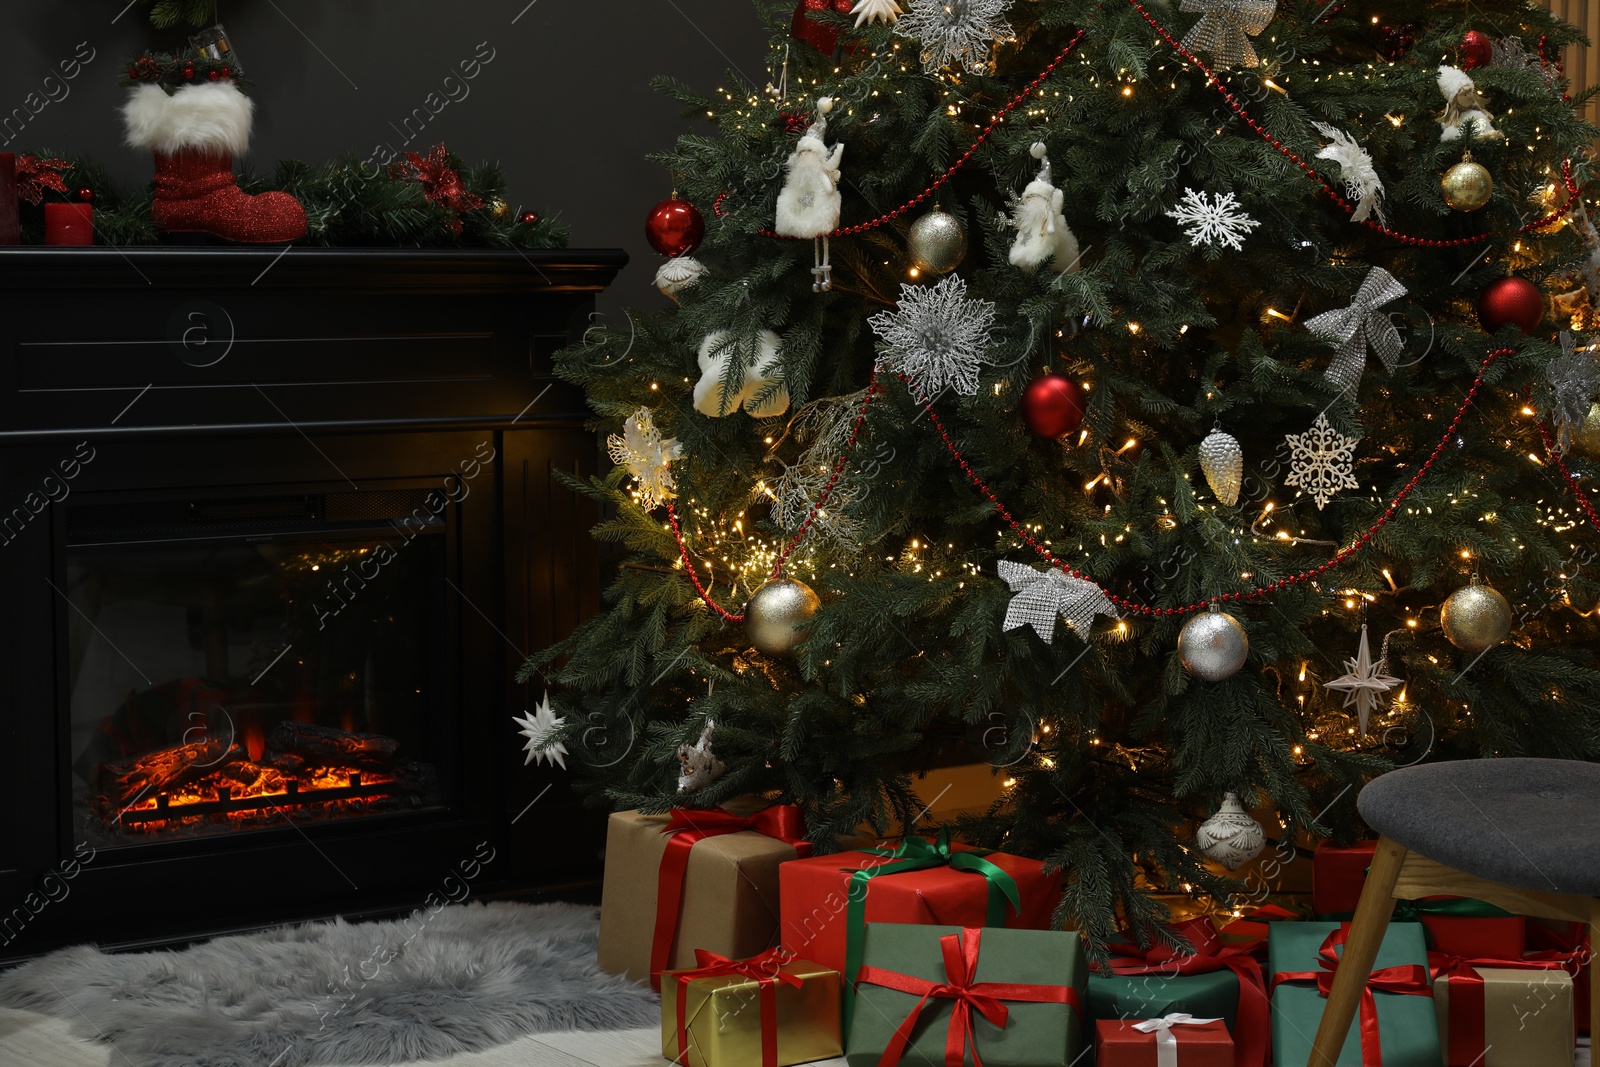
[520,0,1600,958]
[138,0,221,29]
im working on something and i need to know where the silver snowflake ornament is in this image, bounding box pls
[1179,0,1277,68]
[1545,331,1600,454]
[513,692,567,770]
[1284,413,1359,510]
[607,407,682,509]
[1324,624,1401,734]
[895,0,1015,75]
[1166,188,1260,252]
[870,274,998,398]
[998,560,1119,645]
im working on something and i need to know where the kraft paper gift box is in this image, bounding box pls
[1267,921,1440,1067]
[844,922,1086,1067]
[1094,1017,1234,1067]
[597,802,810,986]
[1432,961,1574,1066]
[661,948,842,1067]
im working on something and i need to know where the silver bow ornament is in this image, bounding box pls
[1133,1014,1226,1067]
[1545,331,1600,454]
[1179,0,1278,68]
[999,561,1118,645]
[1304,266,1408,395]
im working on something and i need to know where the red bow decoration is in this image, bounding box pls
[390,144,484,233]
[1429,949,1579,1064]
[1270,926,1432,1067]
[856,926,1079,1067]
[15,155,71,206]
[1099,917,1270,1067]
[650,805,812,989]
[668,947,803,1067]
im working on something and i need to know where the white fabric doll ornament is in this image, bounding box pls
[693,329,791,418]
[775,97,844,292]
[1438,66,1504,142]
[1008,142,1081,274]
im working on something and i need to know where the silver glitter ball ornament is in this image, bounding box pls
[746,577,821,657]
[1198,429,1244,507]
[907,209,968,275]
[1178,607,1249,681]
[1196,792,1266,870]
[1440,582,1512,653]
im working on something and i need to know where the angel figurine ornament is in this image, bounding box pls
[775,96,844,292]
[1008,142,1081,274]
[1438,65,1504,142]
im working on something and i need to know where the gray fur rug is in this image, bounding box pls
[0,901,657,1067]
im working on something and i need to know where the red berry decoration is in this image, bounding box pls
[518,210,541,226]
[1021,373,1087,439]
[182,64,195,80]
[790,0,855,55]
[1460,30,1494,70]
[207,69,220,81]
[645,197,705,258]
[1477,276,1543,335]
[75,187,93,204]
[1380,23,1417,62]
[221,67,231,79]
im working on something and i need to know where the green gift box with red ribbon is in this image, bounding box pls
[844,923,1087,1067]
[1267,921,1440,1067]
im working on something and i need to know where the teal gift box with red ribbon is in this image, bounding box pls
[779,829,1061,1027]
[1267,921,1440,1067]
[844,923,1086,1067]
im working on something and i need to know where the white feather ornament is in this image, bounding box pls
[775,97,844,292]
[1313,123,1386,226]
[1008,143,1081,274]
[693,330,791,418]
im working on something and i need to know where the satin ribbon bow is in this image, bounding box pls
[1100,918,1270,1067]
[843,829,1022,1029]
[1134,1014,1225,1067]
[1428,949,1578,1065]
[1269,926,1432,1067]
[1304,266,1408,395]
[668,947,803,1067]
[651,805,812,989]
[855,927,1078,1067]
[1178,0,1278,68]
[998,560,1119,645]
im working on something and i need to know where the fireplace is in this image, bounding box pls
[0,247,623,961]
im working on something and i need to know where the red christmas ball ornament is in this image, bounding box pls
[1021,373,1087,439]
[790,0,855,54]
[645,197,705,258]
[1477,276,1543,334]
[1460,30,1494,70]
[518,210,541,226]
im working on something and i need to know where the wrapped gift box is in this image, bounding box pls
[778,831,1061,982]
[1094,1018,1233,1067]
[1529,918,1591,1034]
[1268,921,1440,1067]
[1433,962,1573,1066]
[598,804,810,985]
[845,922,1086,1067]
[661,949,842,1067]
[1311,842,1375,917]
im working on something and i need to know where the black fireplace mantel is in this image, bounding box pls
[0,246,626,962]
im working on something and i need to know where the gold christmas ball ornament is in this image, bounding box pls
[489,197,512,220]
[1572,402,1600,459]
[907,209,968,275]
[1440,582,1512,653]
[745,577,821,657]
[1441,156,1493,212]
[1177,606,1249,681]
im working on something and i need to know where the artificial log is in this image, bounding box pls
[267,721,399,767]
[97,737,239,807]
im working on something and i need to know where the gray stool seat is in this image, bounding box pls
[1357,757,1600,897]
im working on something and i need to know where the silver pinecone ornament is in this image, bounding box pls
[1198,428,1243,507]
[1196,792,1266,870]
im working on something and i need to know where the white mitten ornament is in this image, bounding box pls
[775,97,844,292]
[693,330,791,418]
[1438,66,1503,142]
[1009,143,1081,274]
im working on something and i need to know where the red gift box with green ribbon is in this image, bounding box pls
[779,829,1061,1028]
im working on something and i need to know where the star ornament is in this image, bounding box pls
[1324,624,1401,733]
[1283,413,1359,510]
[513,693,568,770]
[851,0,903,26]
[998,560,1119,645]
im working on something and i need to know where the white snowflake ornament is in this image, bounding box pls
[869,274,998,398]
[607,407,682,509]
[513,693,567,770]
[1324,624,1401,734]
[1166,188,1260,252]
[895,0,1015,75]
[852,0,903,26]
[1283,413,1359,510]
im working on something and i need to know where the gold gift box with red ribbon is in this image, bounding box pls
[1431,956,1574,1066]
[661,948,842,1067]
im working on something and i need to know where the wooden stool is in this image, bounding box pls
[1309,757,1600,1066]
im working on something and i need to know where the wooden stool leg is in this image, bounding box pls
[1307,836,1408,1067]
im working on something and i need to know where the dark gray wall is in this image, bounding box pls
[0,0,770,311]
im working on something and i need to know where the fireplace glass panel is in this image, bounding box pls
[66,495,448,846]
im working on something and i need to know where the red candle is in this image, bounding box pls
[0,153,18,245]
[44,202,94,246]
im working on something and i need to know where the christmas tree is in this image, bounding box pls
[521,0,1600,952]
